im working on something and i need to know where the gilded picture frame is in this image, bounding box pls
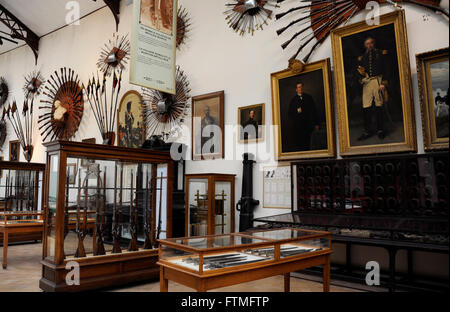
[331,10,416,156]
[117,90,146,148]
[191,91,225,160]
[238,103,265,144]
[271,58,335,160]
[416,47,449,151]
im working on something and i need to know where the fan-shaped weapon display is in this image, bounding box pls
[276,0,448,63]
[0,77,9,107]
[177,6,191,48]
[97,34,130,77]
[225,0,283,36]
[38,68,84,142]
[142,66,190,140]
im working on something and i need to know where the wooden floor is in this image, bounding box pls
[0,243,359,292]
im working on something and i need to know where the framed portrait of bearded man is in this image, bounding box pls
[271,58,336,160]
[331,10,416,156]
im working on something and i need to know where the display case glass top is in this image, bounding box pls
[158,228,332,274]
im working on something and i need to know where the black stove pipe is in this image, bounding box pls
[236,153,259,232]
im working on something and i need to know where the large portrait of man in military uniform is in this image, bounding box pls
[271,59,336,160]
[331,11,416,156]
[117,91,145,148]
[192,91,225,160]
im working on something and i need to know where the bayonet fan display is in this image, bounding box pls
[141,66,191,141]
[276,0,449,63]
[224,0,284,36]
[97,33,130,77]
[38,67,84,142]
[0,77,8,107]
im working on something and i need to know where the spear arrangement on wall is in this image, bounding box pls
[97,33,130,77]
[142,66,190,140]
[83,70,123,145]
[38,67,84,142]
[5,99,34,162]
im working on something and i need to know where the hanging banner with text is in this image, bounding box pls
[130,0,177,94]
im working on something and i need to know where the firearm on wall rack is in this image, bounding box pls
[128,170,138,251]
[112,163,122,254]
[94,168,106,256]
[143,167,153,250]
[155,172,164,247]
[75,169,86,258]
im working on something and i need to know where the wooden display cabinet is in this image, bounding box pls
[0,161,45,269]
[158,227,332,292]
[39,141,174,292]
[185,174,235,237]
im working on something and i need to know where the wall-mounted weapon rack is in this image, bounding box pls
[0,161,45,269]
[39,140,174,292]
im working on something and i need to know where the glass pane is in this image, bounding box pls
[280,238,329,258]
[214,181,231,234]
[47,154,59,260]
[187,178,209,237]
[62,158,162,260]
[249,228,320,240]
[167,234,267,249]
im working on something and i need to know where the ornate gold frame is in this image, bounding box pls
[331,10,416,156]
[271,58,335,160]
[416,47,449,151]
[238,103,265,144]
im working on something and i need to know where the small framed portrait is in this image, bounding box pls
[9,140,19,162]
[416,47,449,151]
[238,103,265,143]
[271,59,335,160]
[139,0,174,36]
[66,163,77,185]
[331,10,416,156]
[192,91,225,160]
[117,90,145,148]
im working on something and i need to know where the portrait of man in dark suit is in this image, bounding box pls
[275,67,328,155]
[288,82,320,151]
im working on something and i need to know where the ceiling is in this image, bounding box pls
[0,0,106,54]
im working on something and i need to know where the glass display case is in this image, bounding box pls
[185,174,235,237]
[160,228,331,273]
[157,227,332,292]
[40,141,174,291]
[0,161,45,269]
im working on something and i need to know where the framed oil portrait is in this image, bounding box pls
[66,163,77,185]
[9,140,19,162]
[416,47,449,151]
[192,91,225,160]
[117,90,145,148]
[271,58,335,160]
[238,103,265,143]
[331,10,416,156]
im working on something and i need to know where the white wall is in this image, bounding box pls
[0,1,448,230]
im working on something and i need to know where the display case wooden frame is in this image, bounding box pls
[185,173,235,237]
[157,227,332,292]
[39,140,174,292]
[0,161,45,269]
